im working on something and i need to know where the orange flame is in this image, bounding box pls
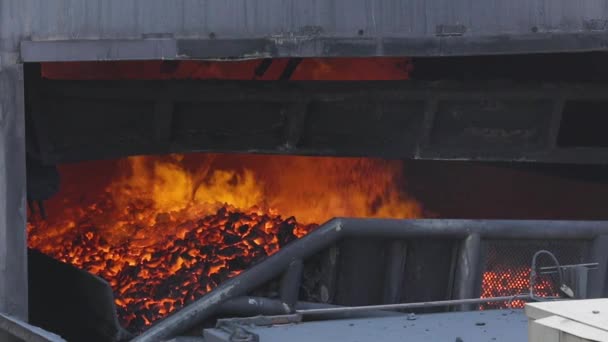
[28,152,545,331]
[28,153,423,331]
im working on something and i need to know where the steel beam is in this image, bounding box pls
[0,65,28,342]
[280,259,304,309]
[588,235,608,298]
[453,234,482,311]
[11,0,608,61]
[37,80,608,103]
[1,2,30,340]
[6,0,608,61]
[382,241,407,304]
[28,79,608,165]
[296,295,532,316]
[20,36,608,63]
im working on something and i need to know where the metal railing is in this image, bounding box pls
[132,218,608,342]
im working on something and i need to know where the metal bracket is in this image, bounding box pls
[540,262,598,299]
[216,314,302,328]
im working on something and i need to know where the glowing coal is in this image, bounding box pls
[28,153,421,332]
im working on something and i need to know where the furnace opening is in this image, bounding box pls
[22,56,608,340]
[27,152,608,334]
[27,153,423,332]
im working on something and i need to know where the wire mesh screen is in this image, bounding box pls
[481,239,588,309]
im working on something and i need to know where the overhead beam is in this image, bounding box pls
[20,33,608,62]
[27,79,608,165]
[38,80,608,103]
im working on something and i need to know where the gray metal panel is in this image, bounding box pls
[21,33,608,61]
[203,309,529,342]
[453,234,482,310]
[589,235,608,298]
[0,312,66,342]
[9,0,608,61]
[28,250,133,342]
[1,2,29,340]
[12,0,608,39]
[0,6,28,332]
[0,70,27,339]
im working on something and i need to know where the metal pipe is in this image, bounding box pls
[382,241,407,304]
[540,263,599,271]
[341,219,608,240]
[296,301,405,319]
[133,219,608,341]
[317,246,340,304]
[295,295,532,316]
[216,297,291,317]
[215,296,404,320]
[540,263,598,275]
[132,219,345,342]
[453,234,482,311]
[280,259,303,309]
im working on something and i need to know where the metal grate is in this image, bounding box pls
[481,239,588,308]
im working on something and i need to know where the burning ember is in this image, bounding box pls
[28,153,422,332]
[31,206,315,331]
[481,268,556,308]
[27,153,552,332]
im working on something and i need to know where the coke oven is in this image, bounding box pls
[3,1,608,342]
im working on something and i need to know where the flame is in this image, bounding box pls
[28,153,422,332]
[27,152,541,332]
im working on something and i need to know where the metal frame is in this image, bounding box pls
[0,2,28,341]
[20,32,608,62]
[2,1,608,339]
[132,218,608,342]
[28,79,608,164]
[0,66,27,342]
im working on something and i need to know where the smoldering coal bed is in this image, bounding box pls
[29,208,316,335]
[26,153,422,334]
